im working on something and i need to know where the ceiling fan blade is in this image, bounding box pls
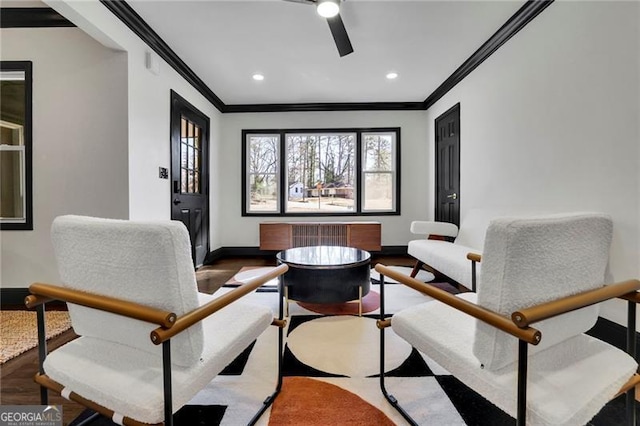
[326,13,354,57]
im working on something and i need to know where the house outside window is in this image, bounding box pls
[242,128,400,216]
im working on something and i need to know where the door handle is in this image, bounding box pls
[173,198,182,205]
[446,193,458,200]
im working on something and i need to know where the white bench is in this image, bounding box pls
[407,210,499,290]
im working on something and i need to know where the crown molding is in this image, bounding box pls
[100,0,553,113]
[423,0,554,109]
[0,7,75,28]
[224,101,425,114]
[99,0,226,112]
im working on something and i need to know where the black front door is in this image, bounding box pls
[170,90,209,267]
[435,103,460,226]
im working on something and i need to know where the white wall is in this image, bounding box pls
[46,0,224,247]
[220,111,428,247]
[0,28,129,288]
[425,1,639,324]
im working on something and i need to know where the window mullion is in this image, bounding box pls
[356,131,362,213]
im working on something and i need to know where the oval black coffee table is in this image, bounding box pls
[276,245,371,316]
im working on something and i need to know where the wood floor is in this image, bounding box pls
[0,254,413,425]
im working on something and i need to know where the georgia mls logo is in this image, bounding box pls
[0,405,62,426]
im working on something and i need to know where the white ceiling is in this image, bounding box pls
[126,1,524,105]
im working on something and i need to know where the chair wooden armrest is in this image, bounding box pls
[466,252,482,263]
[151,264,288,344]
[25,283,177,328]
[512,280,640,327]
[374,264,540,344]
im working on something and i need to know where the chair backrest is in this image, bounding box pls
[51,215,202,366]
[473,213,612,370]
[455,209,503,251]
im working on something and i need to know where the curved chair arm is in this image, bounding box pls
[374,264,540,345]
[25,283,177,328]
[512,280,640,327]
[410,221,459,238]
[466,252,482,263]
[151,264,289,344]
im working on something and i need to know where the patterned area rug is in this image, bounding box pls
[0,310,72,364]
[68,285,634,425]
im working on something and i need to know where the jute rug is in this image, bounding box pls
[0,310,72,364]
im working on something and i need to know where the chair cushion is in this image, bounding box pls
[392,293,637,426]
[51,215,202,367]
[474,213,612,370]
[44,294,273,425]
[407,239,480,287]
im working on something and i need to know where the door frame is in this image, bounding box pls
[170,90,210,266]
[434,102,461,226]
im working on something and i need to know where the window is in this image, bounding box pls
[1,61,32,230]
[242,128,400,216]
[362,132,397,211]
[180,116,203,194]
[246,134,280,213]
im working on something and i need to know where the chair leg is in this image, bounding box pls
[284,286,290,317]
[516,340,528,426]
[162,341,173,426]
[248,275,286,425]
[410,261,424,278]
[73,412,101,426]
[470,260,477,293]
[378,274,419,426]
[36,304,49,405]
[626,301,637,426]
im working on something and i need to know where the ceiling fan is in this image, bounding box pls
[284,0,354,57]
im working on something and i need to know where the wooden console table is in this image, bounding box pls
[260,222,381,252]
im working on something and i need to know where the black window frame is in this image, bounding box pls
[0,61,33,231]
[241,127,401,217]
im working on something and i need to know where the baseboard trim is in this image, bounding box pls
[377,245,409,256]
[1,287,68,309]
[1,288,30,307]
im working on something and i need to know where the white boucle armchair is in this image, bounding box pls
[26,215,288,426]
[378,213,640,425]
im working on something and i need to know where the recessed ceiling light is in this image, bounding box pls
[386,72,398,80]
[252,73,264,81]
